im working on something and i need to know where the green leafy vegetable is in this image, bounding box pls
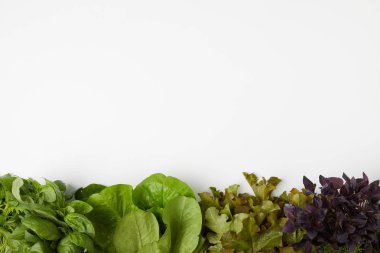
[74,184,106,202]
[64,213,95,238]
[58,232,95,253]
[81,173,201,253]
[198,172,310,253]
[85,184,135,251]
[133,173,195,210]
[0,174,96,252]
[160,196,202,253]
[1,171,377,252]
[22,215,62,241]
[113,210,160,253]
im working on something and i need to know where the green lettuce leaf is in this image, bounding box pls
[159,196,202,253]
[113,210,160,253]
[133,173,195,210]
[86,184,135,251]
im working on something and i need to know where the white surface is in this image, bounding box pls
[0,0,379,193]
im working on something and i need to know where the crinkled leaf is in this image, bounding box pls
[243,172,281,201]
[230,213,249,233]
[251,226,283,252]
[204,207,230,244]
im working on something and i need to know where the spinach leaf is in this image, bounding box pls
[66,200,93,215]
[74,184,106,202]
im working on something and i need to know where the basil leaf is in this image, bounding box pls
[67,200,93,214]
[58,232,95,253]
[22,216,62,241]
[64,213,95,238]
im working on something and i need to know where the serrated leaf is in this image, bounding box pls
[204,207,230,244]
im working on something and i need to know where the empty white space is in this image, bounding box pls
[1,0,379,193]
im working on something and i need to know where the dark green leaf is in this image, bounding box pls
[58,232,95,253]
[67,200,93,214]
[22,216,62,241]
[64,213,95,238]
[74,184,106,202]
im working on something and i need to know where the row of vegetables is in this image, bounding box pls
[0,171,379,253]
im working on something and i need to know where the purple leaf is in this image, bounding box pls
[283,220,296,233]
[303,176,316,194]
[325,177,343,189]
[336,231,348,243]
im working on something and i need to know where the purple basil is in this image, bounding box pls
[283,173,380,252]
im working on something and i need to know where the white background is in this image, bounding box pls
[1,1,379,193]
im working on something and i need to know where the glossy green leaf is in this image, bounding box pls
[44,179,65,208]
[64,213,95,238]
[74,184,106,202]
[22,216,62,241]
[67,200,93,214]
[30,241,52,253]
[58,232,95,253]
